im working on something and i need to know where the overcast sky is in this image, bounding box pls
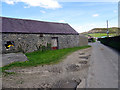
[1,0,118,33]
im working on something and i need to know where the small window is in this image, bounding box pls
[5,41,15,49]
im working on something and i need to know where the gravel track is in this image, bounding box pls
[2,48,92,88]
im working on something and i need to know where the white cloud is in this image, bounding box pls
[71,24,96,33]
[58,0,119,2]
[58,20,66,23]
[71,25,84,33]
[40,10,46,13]
[2,0,15,4]
[24,6,30,8]
[71,22,117,33]
[92,14,99,17]
[114,10,117,13]
[2,0,62,9]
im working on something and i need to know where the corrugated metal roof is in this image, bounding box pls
[1,17,79,35]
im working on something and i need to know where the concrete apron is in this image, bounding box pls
[2,53,28,67]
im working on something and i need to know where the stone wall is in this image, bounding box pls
[79,34,88,46]
[2,33,83,53]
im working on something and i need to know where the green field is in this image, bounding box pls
[2,45,91,72]
[87,33,116,37]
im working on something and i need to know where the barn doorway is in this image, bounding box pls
[51,37,58,50]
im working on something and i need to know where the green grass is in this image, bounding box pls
[2,45,91,72]
[88,33,116,37]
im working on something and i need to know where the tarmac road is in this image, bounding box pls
[87,41,119,88]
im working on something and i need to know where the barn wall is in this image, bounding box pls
[2,33,80,53]
[79,34,88,46]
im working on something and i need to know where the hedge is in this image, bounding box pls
[99,36,120,51]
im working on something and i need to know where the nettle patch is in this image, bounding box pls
[17,42,52,53]
[36,43,52,52]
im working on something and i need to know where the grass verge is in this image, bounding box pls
[2,45,91,72]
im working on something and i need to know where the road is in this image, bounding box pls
[2,41,119,88]
[87,41,119,88]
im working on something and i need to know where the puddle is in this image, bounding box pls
[66,64,80,72]
[48,67,62,73]
[52,79,81,88]
[79,53,85,55]
[40,83,51,88]
[79,61,88,64]
[100,48,104,50]
[79,56,89,59]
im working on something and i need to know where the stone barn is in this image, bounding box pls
[1,17,88,53]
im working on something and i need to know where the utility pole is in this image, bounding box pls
[106,20,109,37]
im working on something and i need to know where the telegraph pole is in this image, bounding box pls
[106,20,109,37]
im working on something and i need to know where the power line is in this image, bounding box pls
[108,16,118,21]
